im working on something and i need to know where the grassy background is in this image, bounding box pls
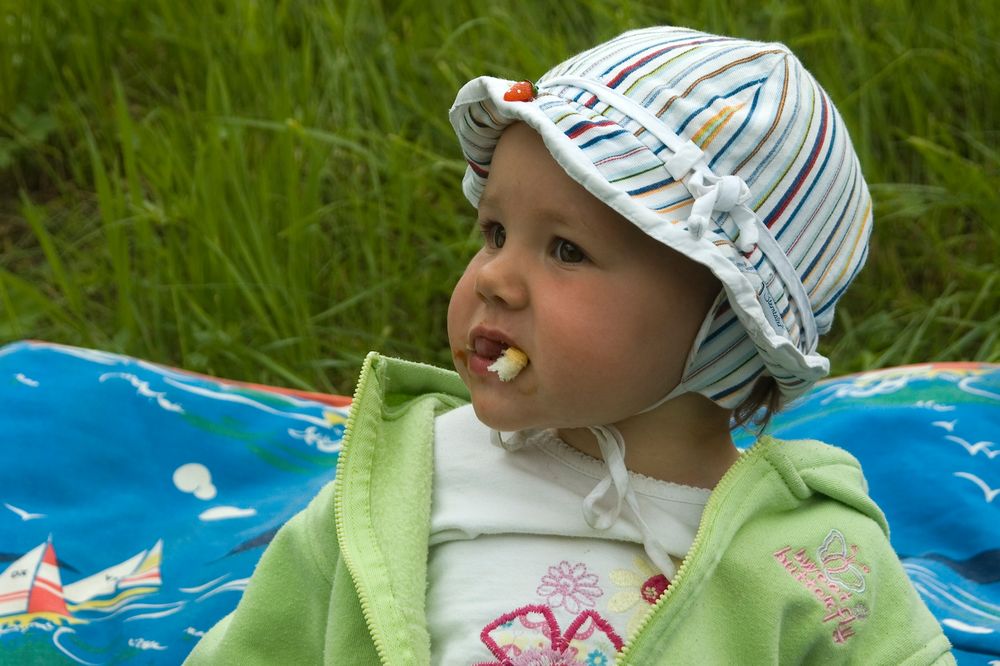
[1,0,997,395]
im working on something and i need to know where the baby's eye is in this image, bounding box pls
[479,221,506,249]
[554,239,586,263]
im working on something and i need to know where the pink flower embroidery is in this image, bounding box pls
[536,561,603,614]
[476,604,623,666]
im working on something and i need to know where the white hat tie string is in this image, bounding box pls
[492,425,676,577]
[581,424,677,578]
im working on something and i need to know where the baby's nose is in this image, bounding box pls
[475,252,528,309]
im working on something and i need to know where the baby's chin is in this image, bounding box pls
[469,399,545,434]
[469,397,601,435]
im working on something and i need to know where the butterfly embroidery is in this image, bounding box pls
[817,529,870,594]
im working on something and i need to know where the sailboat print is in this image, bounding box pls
[0,537,78,627]
[64,539,162,614]
[0,539,162,627]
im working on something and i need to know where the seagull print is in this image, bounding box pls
[931,420,957,432]
[14,373,39,387]
[945,435,999,458]
[953,473,1000,503]
[4,502,46,521]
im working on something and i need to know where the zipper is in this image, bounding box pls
[615,438,767,664]
[332,353,392,665]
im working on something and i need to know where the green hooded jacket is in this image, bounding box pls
[185,353,953,665]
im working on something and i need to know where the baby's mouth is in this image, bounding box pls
[465,334,529,381]
[473,336,508,361]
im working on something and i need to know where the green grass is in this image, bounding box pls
[1,0,997,394]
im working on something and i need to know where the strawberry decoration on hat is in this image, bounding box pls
[503,80,538,102]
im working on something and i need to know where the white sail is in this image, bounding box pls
[0,543,45,616]
[0,539,70,620]
[119,539,162,590]
[63,540,162,604]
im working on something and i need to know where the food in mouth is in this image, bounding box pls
[487,346,529,382]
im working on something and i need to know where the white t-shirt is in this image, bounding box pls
[427,405,710,664]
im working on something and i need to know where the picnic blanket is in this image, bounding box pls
[1,340,998,664]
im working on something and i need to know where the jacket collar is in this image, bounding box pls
[334,353,467,665]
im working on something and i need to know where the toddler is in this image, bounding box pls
[187,26,953,664]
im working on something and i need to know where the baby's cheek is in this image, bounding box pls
[556,337,665,407]
[446,272,475,344]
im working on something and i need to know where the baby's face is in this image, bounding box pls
[447,123,719,432]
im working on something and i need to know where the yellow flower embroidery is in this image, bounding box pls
[608,556,673,638]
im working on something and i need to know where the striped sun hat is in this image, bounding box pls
[448,26,873,409]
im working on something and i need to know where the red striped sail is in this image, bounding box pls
[27,542,70,616]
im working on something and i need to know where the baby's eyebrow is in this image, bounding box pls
[478,192,603,237]
[545,206,602,236]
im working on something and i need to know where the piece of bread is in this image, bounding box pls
[487,346,529,381]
